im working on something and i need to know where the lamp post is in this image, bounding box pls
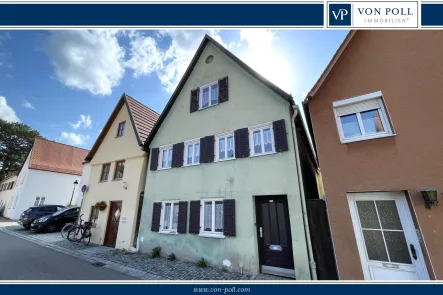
[69,180,79,207]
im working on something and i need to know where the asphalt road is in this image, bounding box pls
[0,231,136,280]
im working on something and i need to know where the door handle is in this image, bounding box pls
[259,227,263,238]
[409,244,418,260]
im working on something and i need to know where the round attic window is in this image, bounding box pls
[205,55,214,64]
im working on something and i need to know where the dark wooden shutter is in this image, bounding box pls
[223,199,236,237]
[189,200,201,234]
[172,142,184,168]
[150,148,159,171]
[200,136,214,163]
[273,119,289,152]
[151,202,162,232]
[190,88,200,113]
[177,201,188,234]
[218,76,229,103]
[234,128,249,158]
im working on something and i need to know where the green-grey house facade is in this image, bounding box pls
[137,35,319,279]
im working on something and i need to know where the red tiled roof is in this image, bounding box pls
[84,93,159,162]
[28,137,89,176]
[125,95,160,144]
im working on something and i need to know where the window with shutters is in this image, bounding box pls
[333,91,394,144]
[159,145,173,169]
[200,81,219,109]
[100,163,111,182]
[215,132,235,162]
[39,197,45,205]
[184,139,200,166]
[200,199,224,238]
[160,201,179,234]
[249,122,275,156]
[34,197,40,206]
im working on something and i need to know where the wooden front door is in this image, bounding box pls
[255,195,295,278]
[104,201,122,248]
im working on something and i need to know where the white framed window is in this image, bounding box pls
[249,122,275,156]
[184,139,200,166]
[159,145,173,169]
[160,201,179,234]
[215,132,235,161]
[333,91,394,144]
[200,199,224,238]
[200,81,219,109]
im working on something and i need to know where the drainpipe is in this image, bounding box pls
[290,105,317,280]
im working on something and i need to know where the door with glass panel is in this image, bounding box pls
[348,192,429,280]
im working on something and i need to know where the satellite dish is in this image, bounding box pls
[81,185,88,193]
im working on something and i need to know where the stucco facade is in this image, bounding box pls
[306,31,443,279]
[138,41,313,279]
[0,175,18,216]
[81,103,148,250]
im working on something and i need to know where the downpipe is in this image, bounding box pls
[290,105,317,280]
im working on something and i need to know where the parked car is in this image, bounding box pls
[30,207,80,233]
[18,205,66,229]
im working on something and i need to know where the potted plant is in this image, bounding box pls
[94,201,107,211]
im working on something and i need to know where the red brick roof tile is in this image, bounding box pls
[125,95,160,144]
[28,137,89,176]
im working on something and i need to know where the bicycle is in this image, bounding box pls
[61,214,83,239]
[67,216,92,246]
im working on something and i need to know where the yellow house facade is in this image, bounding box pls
[80,93,159,249]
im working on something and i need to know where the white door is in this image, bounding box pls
[348,192,429,280]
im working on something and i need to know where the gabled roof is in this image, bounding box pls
[29,137,89,176]
[85,93,159,162]
[143,34,293,149]
[142,34,317,168]
[306,30,356,99]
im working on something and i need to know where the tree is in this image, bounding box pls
[0,119,41,182]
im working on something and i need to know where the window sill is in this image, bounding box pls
[198,233,225,239]
[215,157,236,163]
[158,167,172,171]
[99,180,108,183]
[184,163,200,167]
[249,151,276,158]
[112,178,122,181]
[159,231,178,235]
[340,133,396,144]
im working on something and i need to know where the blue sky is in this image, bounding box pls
[0,29,348,149]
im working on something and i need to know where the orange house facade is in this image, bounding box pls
[304,31,443,280]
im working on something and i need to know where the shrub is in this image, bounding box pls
[151,246,161,258]
[197,257,208,268]
[168,253,176,261]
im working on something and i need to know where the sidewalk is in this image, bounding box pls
[0,225,264,280]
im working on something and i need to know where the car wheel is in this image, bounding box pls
[45,224,57,233]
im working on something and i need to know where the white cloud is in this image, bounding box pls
[6,73,12,79]
[46,30,125,96]
[236,29,293,94]
[126,30,227,93]
[0,96,20,122]
[22,100,35,110]
[70,114,92,130]
[59,132,89,146]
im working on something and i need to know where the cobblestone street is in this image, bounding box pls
[0,224,275,280]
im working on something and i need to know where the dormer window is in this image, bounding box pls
[200,81,219,109]
[117,121,126,137]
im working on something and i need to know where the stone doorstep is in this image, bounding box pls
[0,227,166,281]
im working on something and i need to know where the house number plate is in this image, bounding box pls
[269,245,282,251]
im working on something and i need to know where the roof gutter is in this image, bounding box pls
[290,105,317,280]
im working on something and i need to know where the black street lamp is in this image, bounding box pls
[69,180,79,207]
